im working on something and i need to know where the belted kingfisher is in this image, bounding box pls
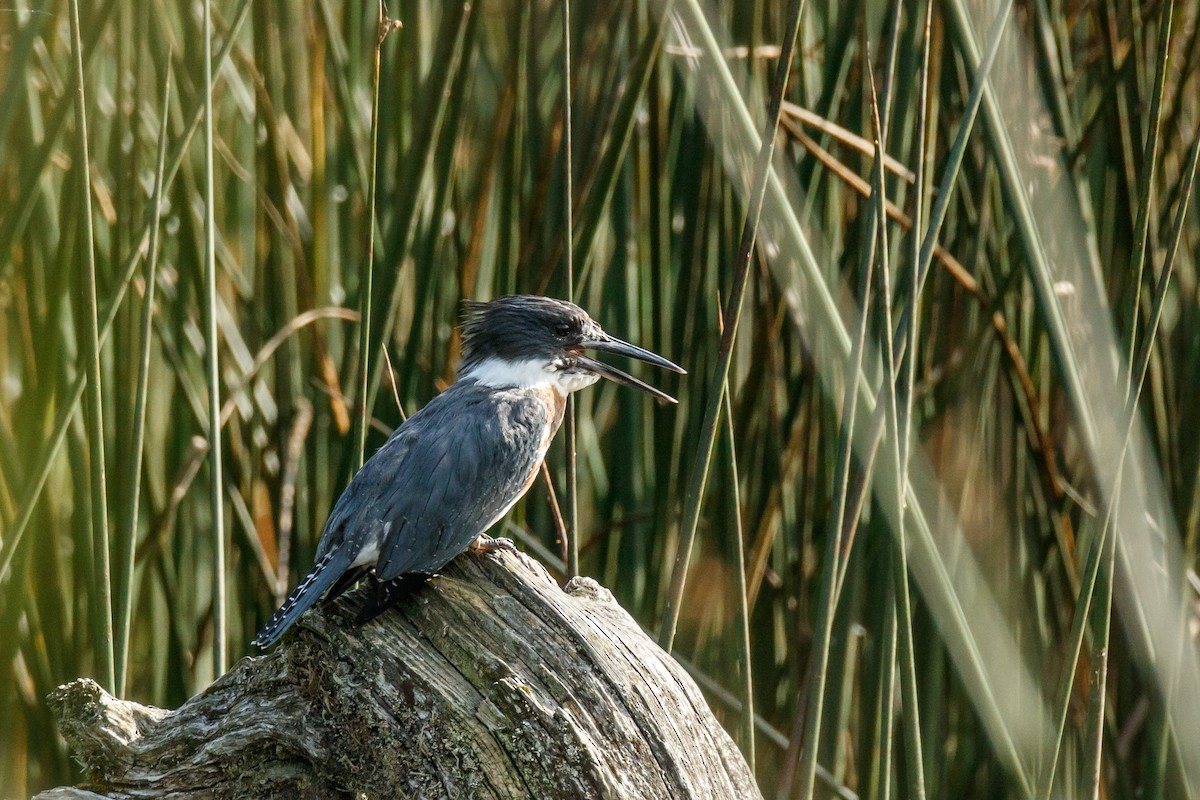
[253,295,684,648]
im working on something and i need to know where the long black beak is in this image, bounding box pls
[578,335,686,404]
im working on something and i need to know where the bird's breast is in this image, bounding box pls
[478,386,567,533]
[518,385,565,495]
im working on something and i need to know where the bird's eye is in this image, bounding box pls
[554,322,572,338]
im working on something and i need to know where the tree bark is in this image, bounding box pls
[38,550,761,799]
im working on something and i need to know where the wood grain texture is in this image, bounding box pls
[39,550,761,799]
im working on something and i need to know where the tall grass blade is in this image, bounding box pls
[66,0,115,695]
[869,580,898,800]
[794,74,883,800]
[1123,0,1176,378]
[114,64,172,698]
[562,0,579,579]
[720,321,754,771]
[891,5,933,798]
[201,0,226,677]
[870,31,929,799]
[354,6,400,471]
[1083,4,1176,794]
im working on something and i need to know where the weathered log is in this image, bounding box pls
[38,549,761,799]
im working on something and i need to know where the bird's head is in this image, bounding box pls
[458,296,685,403]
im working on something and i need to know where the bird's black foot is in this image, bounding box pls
[470,535,517,555]
[354,573,431,625]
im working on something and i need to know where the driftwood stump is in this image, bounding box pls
[38,550,761,799]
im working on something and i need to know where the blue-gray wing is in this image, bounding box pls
[317,382,557,581]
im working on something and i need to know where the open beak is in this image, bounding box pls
[576,334,686,404]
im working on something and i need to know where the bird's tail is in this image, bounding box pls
[252,548,351,649]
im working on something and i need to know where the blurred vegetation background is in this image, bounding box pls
[2,0,1200,797]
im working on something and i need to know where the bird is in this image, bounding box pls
[252,295,685,648]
